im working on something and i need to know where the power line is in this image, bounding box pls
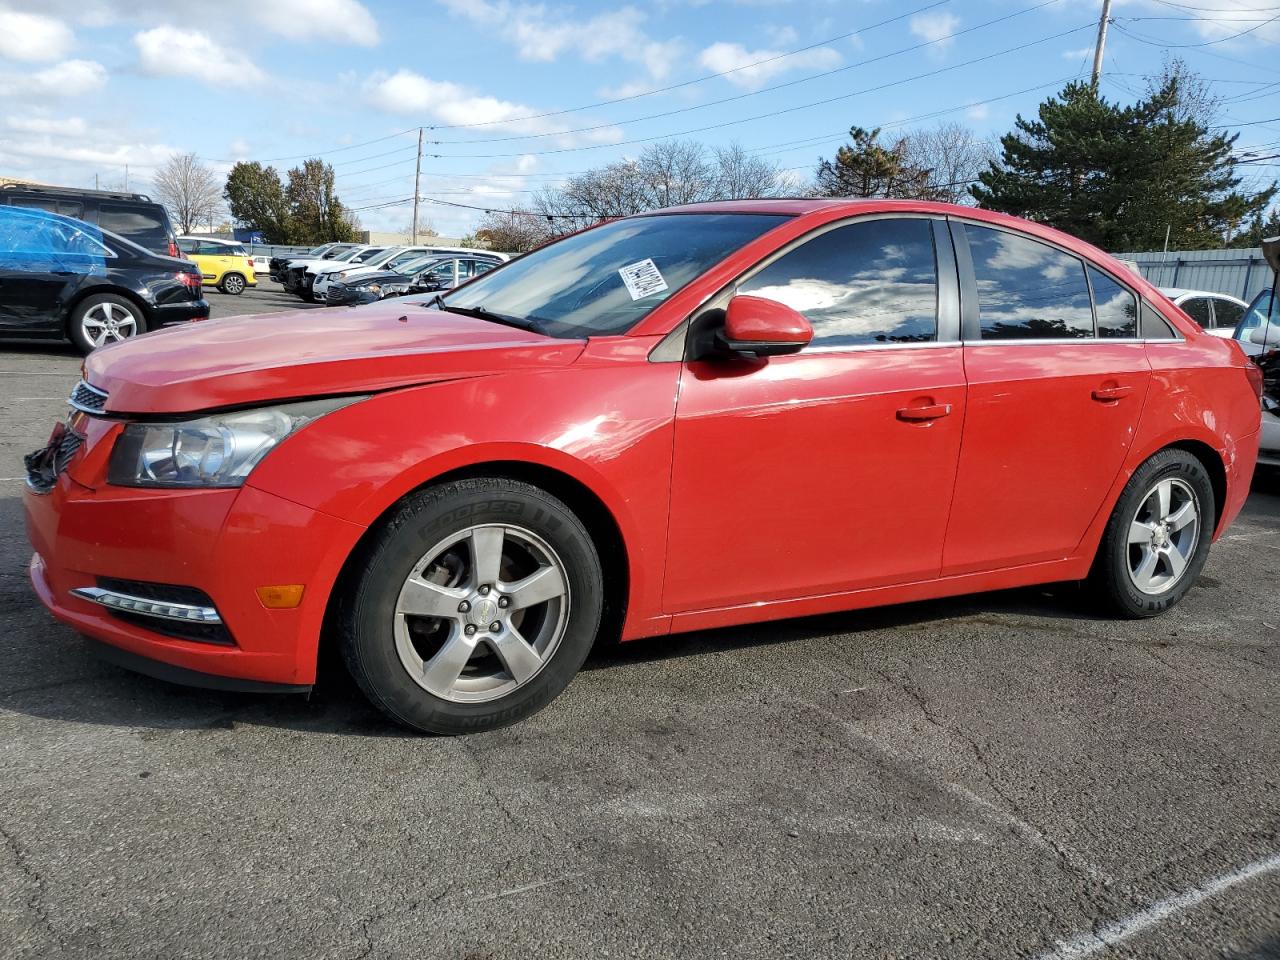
[429,0,1069,146]
[1113,12,1280,48]
[426,0,952,130]
[428,23,1095,160]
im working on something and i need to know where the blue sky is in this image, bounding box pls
[0,0,1277,236]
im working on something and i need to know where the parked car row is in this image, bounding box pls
[273,243,508,302]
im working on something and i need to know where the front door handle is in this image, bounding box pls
[897,403,952,422]
[1092,385,1134,402]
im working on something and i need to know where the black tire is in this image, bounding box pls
[338,478,604,734]
[218,272,246,295]
[68,293,146,354]
[1090,448,1215,618]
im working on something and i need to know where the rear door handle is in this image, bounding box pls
[1091,385,1134,402]
[897,403,952,422]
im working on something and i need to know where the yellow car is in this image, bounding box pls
[176,236,257,295]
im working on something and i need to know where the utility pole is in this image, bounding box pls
[1091,0,1113,86]
[411,127,423,244]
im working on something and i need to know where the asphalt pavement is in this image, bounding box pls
[1,286,1278,959]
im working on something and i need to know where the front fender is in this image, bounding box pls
[245,359,681,637]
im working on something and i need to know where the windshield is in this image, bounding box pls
[350,247,387,264]
[440,213,790,338]
[330,247,366,263]
[395,254,446,275]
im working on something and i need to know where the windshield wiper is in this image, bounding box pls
[429,296,543,335]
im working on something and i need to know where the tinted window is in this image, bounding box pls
[10,196,84,218]
[737,218,938,347]
[969,226,1093,340]
[1214,298,1244,330]
[177,239,196,253]
[98,203,168,244]
[445,213,790,338]
[1181,297,1212,328]
[1089,267,1137,338]
[474,260,497,275]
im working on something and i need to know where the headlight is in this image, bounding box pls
[107,396,363,488]
[336,270,352,279]
[376,283,409,296]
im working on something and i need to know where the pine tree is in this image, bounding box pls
[972,75,1275,250]
[814,127,932,199]
[224,162,290,243]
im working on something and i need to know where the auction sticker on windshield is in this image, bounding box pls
[619,258,668,300]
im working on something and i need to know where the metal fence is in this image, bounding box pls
[1111,248,1270,303]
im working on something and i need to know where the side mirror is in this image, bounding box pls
[717,295,813,358]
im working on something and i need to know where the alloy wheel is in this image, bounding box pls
[393,523,570,703]
[223,274,245,294]
[81,302,138,346]
[1126,478,1201,595]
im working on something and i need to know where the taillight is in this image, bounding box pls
[1245,361,1264,399]
[246,258,254,269]
[168,240,179,258]
[175,271,201,292]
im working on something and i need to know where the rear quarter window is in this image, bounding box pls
[97,203,171,245]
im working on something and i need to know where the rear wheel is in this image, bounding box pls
[339,478,604,734]
[218,272,246,295]
[1091,449,1215,618]
[69,294,145,353]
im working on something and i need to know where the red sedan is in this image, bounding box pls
[23,200,1263,734]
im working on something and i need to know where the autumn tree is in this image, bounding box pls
[284,159,358,244]
[224,161,290,243]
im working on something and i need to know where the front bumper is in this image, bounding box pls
[24,468,365,688]
[325,284,380,307]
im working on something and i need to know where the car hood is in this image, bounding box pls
[84,301,585,415]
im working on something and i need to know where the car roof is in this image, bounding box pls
[178,235,241,245]
[1159,287,1248,305]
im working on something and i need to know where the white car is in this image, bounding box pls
[1233,287,1279,467]
[311,246,509,299]
[1159,287,1249,339]
[282,245,384,299]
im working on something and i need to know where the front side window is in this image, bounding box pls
[1181,297,1212,329]
[969,225,1093,340]
[350,247,386,264]
[736,218,938,347]
[443,213,790,338]
[1089,266,1137,338]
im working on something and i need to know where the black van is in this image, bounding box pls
[0,183,179,258]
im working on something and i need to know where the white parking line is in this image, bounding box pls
[1036,851,1280,959]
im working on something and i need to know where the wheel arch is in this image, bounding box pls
[320,458,632,669]
[1165,438,1228,533]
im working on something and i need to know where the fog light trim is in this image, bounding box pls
[70,587,222,624]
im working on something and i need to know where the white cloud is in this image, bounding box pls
[966,104,989,121]
[909,11,960,54]
[251,0,378,46]
[0,9,74,61]
[697,41,841,90]
[363,68,623,144]
[6,114,89,136]
[442,0,683,80]
[134,26,265,88]
[1061,46,1094,61]
[0,59,107,98]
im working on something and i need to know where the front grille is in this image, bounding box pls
[92,578,234,646]
[69,380,108,414]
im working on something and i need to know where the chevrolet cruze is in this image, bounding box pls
[23,200,1265,734]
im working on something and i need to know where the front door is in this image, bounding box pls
[664,216,966,613]
[942,222,1151,574]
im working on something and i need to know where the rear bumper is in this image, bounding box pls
[24,474,365,687]
[152,298,209,327]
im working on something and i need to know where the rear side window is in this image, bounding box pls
[1214,298,1244,330]
[1088,267,1137,338]
[969,225,1093,340]
[737,217,939,347]
[98,203,170,247]
[8,196,85,219]
[1180,297,1212,329]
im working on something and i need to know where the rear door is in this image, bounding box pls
[943,221,1150,575]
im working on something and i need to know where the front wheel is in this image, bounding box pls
[1091,449,1215,618]
[339,478,604,734]
[218,272,246,295]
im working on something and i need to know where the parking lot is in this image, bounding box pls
[1,288,1278,958]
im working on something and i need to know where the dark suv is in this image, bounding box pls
[0,183,179,258]
[0,206,208,353]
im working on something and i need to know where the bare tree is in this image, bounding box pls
[535,139,793,229]
[901,123,996,204]
[473,209,555,253]
[152,152,222,233]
